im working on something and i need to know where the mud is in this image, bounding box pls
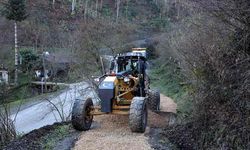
[54,131,80,150]
[147,128,174,150]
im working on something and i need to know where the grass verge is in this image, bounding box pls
[2,84,68,114]
[149,59,193,118]
[41,124,70,150]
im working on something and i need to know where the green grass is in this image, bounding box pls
[5,73,32,102]
[6,84,67,109]
[1,71,67,109]
[41,124,70,150]
[149,60,193,118]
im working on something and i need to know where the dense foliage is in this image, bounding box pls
[20,49,38,72]
[153,0,250,149]
[3,0,27,22]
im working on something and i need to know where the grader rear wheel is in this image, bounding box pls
[148,89,160,112]
[129,97,148,133]
[71,98,93,131]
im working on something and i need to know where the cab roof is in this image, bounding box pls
[116,52,147,61]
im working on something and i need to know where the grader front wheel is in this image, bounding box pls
[71,98,93,131]
[129,97,148,133]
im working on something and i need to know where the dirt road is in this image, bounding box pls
[73,94,177,150]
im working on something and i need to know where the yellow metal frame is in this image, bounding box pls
[90,65,140,116]
[90,105,130,115]
[132,48,147,51]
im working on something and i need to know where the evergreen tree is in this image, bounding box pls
[4,0,27,21]
[3,0,27,85]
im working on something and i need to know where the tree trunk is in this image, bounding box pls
[126,0,129,20]
[162,0,167,15]
[100,0,103,9]
[14,22,18,85]
[116,0,120,23]
[72,0,76,14]
[96,0,98,17]
[52,0,55,9]
[176,0,180,20]
[84,0,88,22]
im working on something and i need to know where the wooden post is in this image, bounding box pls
[42,53,47,92]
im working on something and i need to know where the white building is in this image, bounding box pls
[0,69,8,84]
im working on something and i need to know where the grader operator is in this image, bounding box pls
[71,48,160,133]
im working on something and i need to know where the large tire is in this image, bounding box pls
[129,97,148,133]
[71,98,93,131]
[148,89,160,112]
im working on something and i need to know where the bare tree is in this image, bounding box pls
[0,85,16,148]
[84,0,89,22]
[0,107,16,149]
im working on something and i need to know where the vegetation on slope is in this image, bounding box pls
[149,59,192,118]
[151,0,249,149]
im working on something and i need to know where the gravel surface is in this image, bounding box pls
[73,94,177,150]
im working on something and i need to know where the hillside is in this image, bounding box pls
[0,0,164,71]
[1,0,249,150]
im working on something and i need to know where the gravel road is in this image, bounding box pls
[73,94,177,150]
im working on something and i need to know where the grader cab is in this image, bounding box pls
[71,48,160,133]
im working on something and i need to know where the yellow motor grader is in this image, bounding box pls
[71,48,160,133]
